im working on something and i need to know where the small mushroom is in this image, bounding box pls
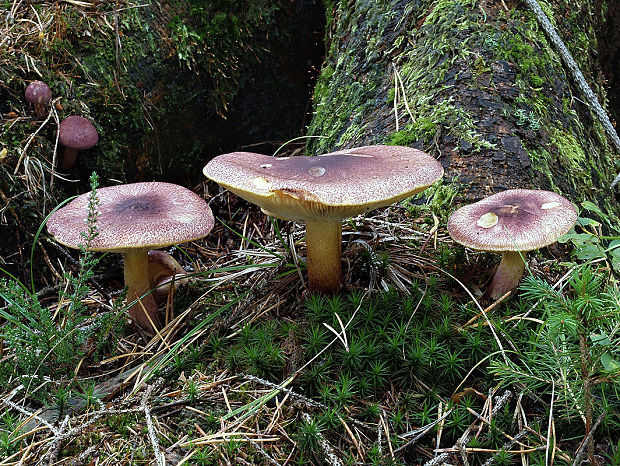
[447,189,577,300]
[148,250,189,300]
[58,116,99,171]
[25,81,52,118]
[204,145,444,293]
[47,182,214,332]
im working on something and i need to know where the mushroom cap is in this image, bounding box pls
[203,145,444,221]
[25,81,52,104]
[447,189,577,252]
[59,116,99,150]
[47,182,214,252]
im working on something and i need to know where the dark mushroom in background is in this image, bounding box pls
[447,189,577,300]
[204,145,444,293]
[58,116,98,171]
[25,81,52,119]
[47,182,214,333]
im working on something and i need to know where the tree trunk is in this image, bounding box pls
[306,0,619,219]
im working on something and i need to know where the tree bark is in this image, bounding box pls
[307,0,619,219]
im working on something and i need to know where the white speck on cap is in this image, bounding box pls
[477,212,499,228]
[308,166,326,177]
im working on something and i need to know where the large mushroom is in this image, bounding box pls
[203,145,443,293]
[47,182,214,332]
[447,189,577,300]
[58,116,99,171]
[25,81,52,119]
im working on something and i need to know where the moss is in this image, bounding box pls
[387,129,418,147]
[167,0,287,115]
[549,128,592,188]
[307,0,617,218]
[488,14,558,116]
[529,74,544,88]
[525,124,618,226]
[406,176,461,220]
[306,1,401,154]
[308,0,493,154]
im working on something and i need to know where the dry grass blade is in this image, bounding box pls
[422,390,513,466]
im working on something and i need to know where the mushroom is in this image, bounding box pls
[25,81,52,118]
[447,189,577,300]
[203,145,443,293]
[58,116,99,171]
[47,182,214,332]
[148,250,189,300]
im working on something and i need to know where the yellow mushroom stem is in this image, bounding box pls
[488,250,526,300]
[305,219,343,294]
[123,248,161,332]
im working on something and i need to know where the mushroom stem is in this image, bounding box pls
[33,102,46,119]
[60,147,79,171]
[305,219,343,294]
[123,248,161,331]
[488,250,526,300]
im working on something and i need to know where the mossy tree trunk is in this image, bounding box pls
[307,0,618,219]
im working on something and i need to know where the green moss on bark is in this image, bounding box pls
[307,0,618,220]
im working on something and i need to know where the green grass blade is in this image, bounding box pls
[30,195,77,294]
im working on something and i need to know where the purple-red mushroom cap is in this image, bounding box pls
[59,116,99,151]
[202,145,444,222]
[25,81,52,104]
[47,182,214,251]
[447,189,577,253]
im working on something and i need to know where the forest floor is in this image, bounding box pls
[1,1,619,464]
[0,185,619,465]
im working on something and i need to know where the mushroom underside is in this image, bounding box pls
[147,250,188,300]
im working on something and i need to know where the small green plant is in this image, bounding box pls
[190,446,217,465]
[187,379,199,404]
[604,438,620,465]
[0,173,111,395]
[77,380,102,411]
[557,201,620,272]
[491,266,620,463]
[297,416,324,456]
[53,384,72,419]
[223,438,241,457]
[0,410,20,457]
